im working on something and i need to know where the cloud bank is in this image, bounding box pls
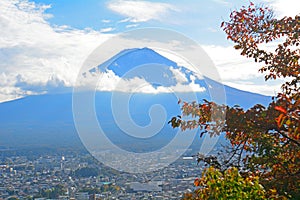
[96,69,206,94]
[263,0,300,17]
[0,0,111,102]
[0,0,201,103]
[1,0,296,102]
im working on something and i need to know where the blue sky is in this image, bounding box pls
[0,0,299,102]
[31,0,243,45]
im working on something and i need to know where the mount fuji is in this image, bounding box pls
[0,48,271,152]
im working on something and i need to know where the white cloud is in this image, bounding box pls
[223,81,282,96]
[207,27,218,33]
[203,45,261,81]
[0,87,34,102]
[155,44,282,96]
[200,0,299,96]
[152,49,203,80]
[263,0,300,17]
[0,0,112,102]
[107,0,179,22]
[95,69,206,94]
[97,70,155,93]
[169,67,188,84]
[117,17,131,23]
[202,45,287,96]
[0,0,203,102]
[0,0,292,103]
[100,27,115,33]
[125,24,139,28]
[212,0,232,6]
[101,19,111,23]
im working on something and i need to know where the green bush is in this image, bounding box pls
[183,167,268,200]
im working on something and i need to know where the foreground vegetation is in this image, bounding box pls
[170,2,300,199]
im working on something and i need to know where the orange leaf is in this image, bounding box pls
[275,114,286,128]
[275,106,287,114]
[194,178,200,186]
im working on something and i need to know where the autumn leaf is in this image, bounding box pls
[275,106,287,114]
[194,178,200,187]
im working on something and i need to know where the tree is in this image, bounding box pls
[170,2,299,199]
[7,197,19,200]
[74,167,99,178]
[40,184,66,199]
[184,167,267,200]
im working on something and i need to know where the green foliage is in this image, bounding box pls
[7,197,19,200]
[74,167,99,178]
[39,184,66,199]
[183,167,267,200]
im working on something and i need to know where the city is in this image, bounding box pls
[0,148,202,199]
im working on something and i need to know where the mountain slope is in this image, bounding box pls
[0,48,271,150]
